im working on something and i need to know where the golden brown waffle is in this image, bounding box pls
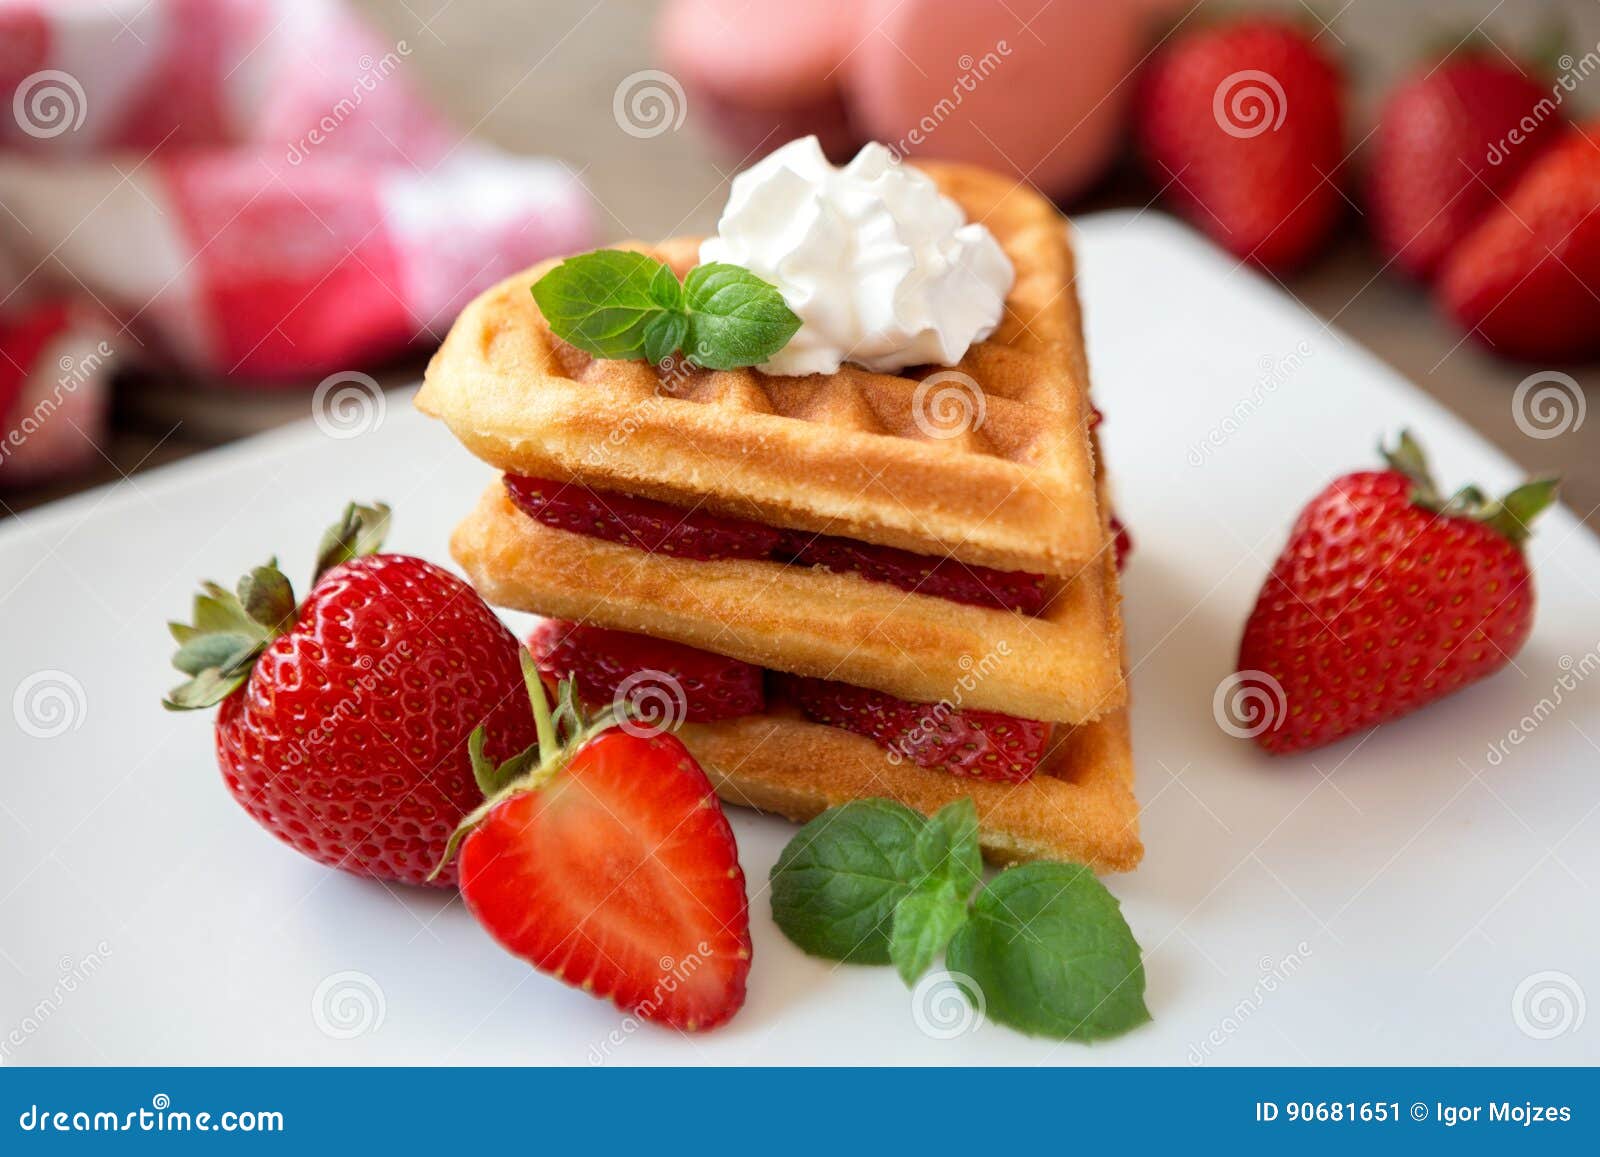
[417,161,1102,577]
[680,698,1140,871]
[452,482,1124,725]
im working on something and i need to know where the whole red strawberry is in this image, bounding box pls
[1437,121,1600,360]
[1238,434,1556,754]
[165,503,538,887]
[1135,17,1345,271]
[439,657,751,1030]
[1369,54,1564,281]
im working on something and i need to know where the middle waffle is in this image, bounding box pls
[451,482,1126,725]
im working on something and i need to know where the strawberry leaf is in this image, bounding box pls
[313,502,391,585]
[238,562,296,634]
[163,666,250,712]
[1484,477,1560,545]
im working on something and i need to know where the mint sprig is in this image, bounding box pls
[531,251,800,371]
[769,797,1150,1043]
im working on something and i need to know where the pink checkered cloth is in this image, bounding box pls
[0,0,592,485]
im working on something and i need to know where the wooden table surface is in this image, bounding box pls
[5,0,1596,527]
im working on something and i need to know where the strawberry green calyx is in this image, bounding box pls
[313,502,391,586]
[162,501,391,711]
[1381,430,1558,547]
[431,652,646,880]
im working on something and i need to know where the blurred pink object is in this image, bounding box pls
[658,0,1154,199]
[0,0,591,388]
[0,297,118,489]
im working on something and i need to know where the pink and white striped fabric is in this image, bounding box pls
[0,0,592,484]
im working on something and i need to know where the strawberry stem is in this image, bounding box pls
[1381,430,1559,548]
[164,501,392,711]
[428,667,616,882]
[521,649,560,762]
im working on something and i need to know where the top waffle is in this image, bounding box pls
[417,161,1102,577]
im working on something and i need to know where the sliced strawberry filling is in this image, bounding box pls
[529,619,766,721]
[528,620,1051,784]
[781,674,1050,784]
[504,474,1052,615]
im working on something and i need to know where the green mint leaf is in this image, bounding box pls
[769,799,926,963]
[946,862,1150,1042]
[642,310,688,367]
[682,263,801,371]
[911,797,983,896]
[531,251,682,361]
[889,877,968,986]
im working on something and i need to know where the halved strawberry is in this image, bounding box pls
[529,619,764,721]
[504,474,782,561]
[441,656,752,1031]
[783,675,1052,783]
[785,534,1050,614]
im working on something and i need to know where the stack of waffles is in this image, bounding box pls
[418,162,1140,871]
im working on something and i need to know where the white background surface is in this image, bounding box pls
[2,213,1596,1065]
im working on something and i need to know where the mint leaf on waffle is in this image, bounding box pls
[531,250,799,370]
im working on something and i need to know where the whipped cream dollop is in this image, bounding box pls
[699,137,1015,376]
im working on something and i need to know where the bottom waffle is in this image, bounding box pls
[678,698,1140,871]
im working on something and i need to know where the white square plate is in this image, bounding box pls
[3,213,1596,1065]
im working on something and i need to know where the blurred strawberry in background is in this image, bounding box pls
[1438,119,1600,362]
[1369,52,1566,282]
[1134,17,1345,272]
